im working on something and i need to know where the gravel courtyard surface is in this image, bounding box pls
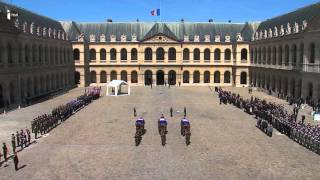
[0,86,320,180]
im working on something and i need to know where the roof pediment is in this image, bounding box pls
[143,34,178,43]
[142,23,179,42]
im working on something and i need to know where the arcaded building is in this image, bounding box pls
[250,2,320,102]
[0,2,74,110]
[62,21,257,87]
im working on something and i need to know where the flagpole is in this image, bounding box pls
[160,0,162,22]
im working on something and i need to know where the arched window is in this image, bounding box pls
[73,48,80,61]
[214,49,221,61]
[89,49,96,61]
[224,71,231,83]
[110,48,117,61]
[74,71,80,84]
[168,48,176,61]
[250,49,253,63]
[285,45,289,66]
[240,72,247,85]
[214,71,220,83]
[100,71,107,83]
[278,46,283,65]
[110,71,117,80]
[121,71,127,82]
[193,71,200,83]
[100,49,106,61]
[272,47,277,65]
[121,48,127,61]
[33,45,37,64]
[241,48,248,60]
[193,48,200,61]
[131,48,137,61]
[7,43,13,64]
[90,71,96,83]
[204,49,210,61]
[144,48,152,60]
[183,48,190,61]
[131,71,138,83]
[299,44,304,65]
[262,47,266,64]
[183,71,189,83]
[292,44,297,66]
[267,47,271,65]
[25,45,29,64]
[258,48,261,64]
[224,49,231,61]
[310,43,315,64]
[204,71,210,83]
[254,48,257,64]
[156,48,165,60]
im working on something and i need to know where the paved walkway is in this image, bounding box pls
[0,86,319,179]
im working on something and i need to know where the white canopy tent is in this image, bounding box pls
[106,80,130,96]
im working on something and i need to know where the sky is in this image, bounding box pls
[2,0,320,23]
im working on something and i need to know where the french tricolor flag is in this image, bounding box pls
[151,9,160,16]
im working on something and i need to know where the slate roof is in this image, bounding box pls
[257,2,320,32]
[0,1,65,34]
[61,21,256,43]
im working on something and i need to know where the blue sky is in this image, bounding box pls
[3,0,320,23]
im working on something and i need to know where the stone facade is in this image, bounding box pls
[0,2,74,110]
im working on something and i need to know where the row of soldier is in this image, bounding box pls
[217,87,320,154]
[31,87,101,139]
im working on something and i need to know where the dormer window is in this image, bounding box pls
[263,30,267,39]
[302,20,307,30]
[23,22,27,33]
[254,32,258,40]
[100,34,106,42]
[43,27,47,37]
[225,35,231,42]
[280,25,284,36]
[259,31,263,40]
[273,27,278,37]
[131,34,137,41]
[268,29,272,38]
[294,22,299,33]
[48,28,52,38]
[30,22,34,34]
[78,33,84,42]
[90,34,96,42]
[204,35,210,42]
[236,33,243,41]
[184,35,189,42]
[62,32,65,40]
[110,35,116,42]
[286,23,291,35]
[58,30,61,39]
[36,26,40,36]
[53,29,56,39]
[14,19,19,28]
[215,35,220,42]
[194,35,200,42]
[121,34,127,42]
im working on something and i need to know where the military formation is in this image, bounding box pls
[1,87,101,171]
[217,87,320,155]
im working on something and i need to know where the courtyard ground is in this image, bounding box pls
[0,86,320,180]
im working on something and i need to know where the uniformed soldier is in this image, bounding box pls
[26,129,31,145]
[11,134,16,153]
[2,142,8,162]
[184,107,187,116]
[16,131,20,147]
[13,152,19,171]
[170,107,173,117]
[134,107,137,117]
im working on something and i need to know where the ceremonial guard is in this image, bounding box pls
[11,134,16,153]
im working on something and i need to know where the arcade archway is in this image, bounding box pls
[144,70,153,85]
[168,70,176,85]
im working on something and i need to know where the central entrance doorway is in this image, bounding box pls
[156,70,165,85]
